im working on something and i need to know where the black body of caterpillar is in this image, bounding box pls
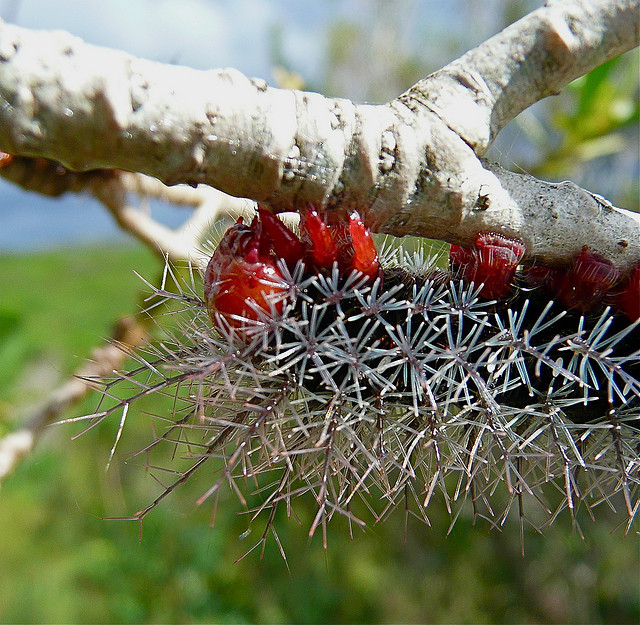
[83,211,640,547]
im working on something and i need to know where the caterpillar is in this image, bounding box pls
[85,205,640,549]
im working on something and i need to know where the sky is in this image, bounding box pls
[5,0,326,84]
[1,0,482,83]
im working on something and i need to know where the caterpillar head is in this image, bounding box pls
[203,215,291,329]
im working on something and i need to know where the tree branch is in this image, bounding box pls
[90,174,244,267]
[0,155,252,266]
[412,0,639,152]
[0,1,637,271]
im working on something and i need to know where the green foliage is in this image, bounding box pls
[0,245,638,623]
[0,245,160,442]
[541,55,639,177]
[512,50,640,212]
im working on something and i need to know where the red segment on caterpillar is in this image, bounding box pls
[257,206,304,270]
[299,207,339,270]
[525,248,633,317]
[450,232,525,299]
[204,217,288,328]
[348,211,380,281]
[607,260,639,321]
[558,247,620,312]
[299,206,380,280]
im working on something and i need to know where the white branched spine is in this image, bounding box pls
[76,247,640,548]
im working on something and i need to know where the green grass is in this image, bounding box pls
[0,243,638,623]
[0,244,160,411]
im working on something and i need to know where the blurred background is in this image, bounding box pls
[0,0,638,622]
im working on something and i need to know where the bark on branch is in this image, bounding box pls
[0,0,638,271]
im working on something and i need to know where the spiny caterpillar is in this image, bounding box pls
[86,205,640,550]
